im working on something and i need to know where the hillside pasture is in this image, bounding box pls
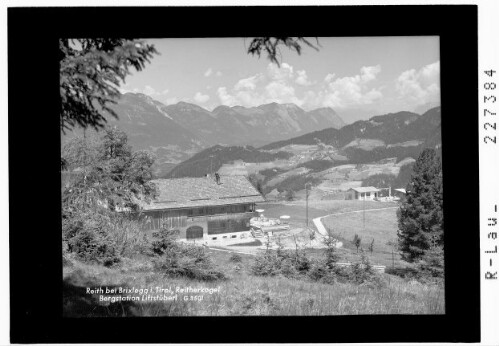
[266,143,347,167]
[314,180,362,195]
[321,207,401,267]
[265,144,318,156]
[342,138,386,151]
[387,140,423,148]
[266,167,311,187]
[285,199,397,213]
[311,157,413,182]
[218,159,292,176]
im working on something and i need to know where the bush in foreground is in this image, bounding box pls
[63,212,121,267]
[229,254,243,263]
[308,252,383,287]
[251,236,311,278]
[252,234,382,287]
[152,229,226,281]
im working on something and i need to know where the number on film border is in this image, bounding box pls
[483,70,497,144]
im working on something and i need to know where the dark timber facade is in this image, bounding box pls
[137,175,265,241]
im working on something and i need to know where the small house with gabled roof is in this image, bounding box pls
[345,186,380,201]
[137,175,265,241]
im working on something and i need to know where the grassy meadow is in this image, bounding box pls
[321,207,403,267]
[248,201,403,267]
[63,248,444,317]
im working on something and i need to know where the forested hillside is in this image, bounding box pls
[165,145,293,178]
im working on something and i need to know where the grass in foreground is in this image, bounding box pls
[63,249,444,317]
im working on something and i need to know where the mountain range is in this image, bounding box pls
[63,91,441,181]
[97,93,345,175]
[167,107,442,183]
[261,107,441,151]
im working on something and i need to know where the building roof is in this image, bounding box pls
[348,186,381,193]
[139,175,265,211]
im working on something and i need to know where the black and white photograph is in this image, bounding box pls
[60,36,445,317]
[7,4,486,344]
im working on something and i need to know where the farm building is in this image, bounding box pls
[345,186,380,201]
[136,175,265,241]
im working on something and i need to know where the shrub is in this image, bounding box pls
[63,208,149,266]
[414,246,444,284]
[251,245,311,278]
[368,238,374,253]
[279,258,299,278]
[165,256,226,281]
[108,215,150,257]
[352,234,362,253]
[346,252,384,288]
[251,232,384,287]
[292,250,311,273]
[67,229,120,267]
[323,230,340,268]
[150,228,180,255]
[151,229,226,281]
[349,252,375,284]
[251,252,283,277]
[307,259,336,284]
[308,248,383,287]
[385,266,419,278]
[229,253,243,263]
[64,214,120,267]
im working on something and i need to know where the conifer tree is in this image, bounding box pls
[352,234,361,253]
[62,127,157,215]
[397,148,443,262]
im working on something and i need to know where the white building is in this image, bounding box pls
[345,186,380,201]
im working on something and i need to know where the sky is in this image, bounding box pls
[120,37,440,120]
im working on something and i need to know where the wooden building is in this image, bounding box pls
[136,175,265,241]
[345,186,380,201]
